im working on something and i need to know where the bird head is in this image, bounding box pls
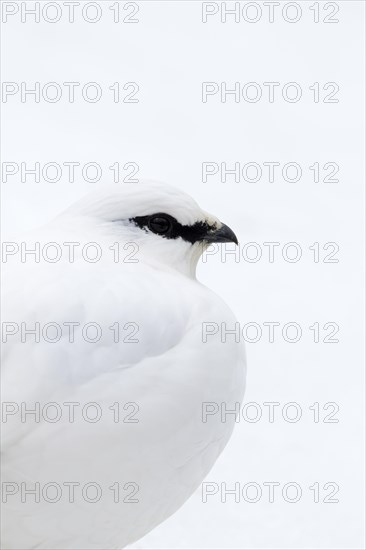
[61,181,238,278]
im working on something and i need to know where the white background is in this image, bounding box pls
[1,1,365,548]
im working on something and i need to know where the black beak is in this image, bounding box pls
[204,223,238,245]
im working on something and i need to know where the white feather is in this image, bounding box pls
[1,181,246,549]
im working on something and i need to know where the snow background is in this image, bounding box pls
[1,1,365,548]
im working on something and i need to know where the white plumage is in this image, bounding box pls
[1,181,246,549]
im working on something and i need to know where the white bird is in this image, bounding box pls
[1,181,246,549]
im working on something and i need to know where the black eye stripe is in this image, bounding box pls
[130,213,213,244]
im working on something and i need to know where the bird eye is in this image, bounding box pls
[148,215,172,235]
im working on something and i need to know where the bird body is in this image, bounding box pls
[1,182,246,549]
